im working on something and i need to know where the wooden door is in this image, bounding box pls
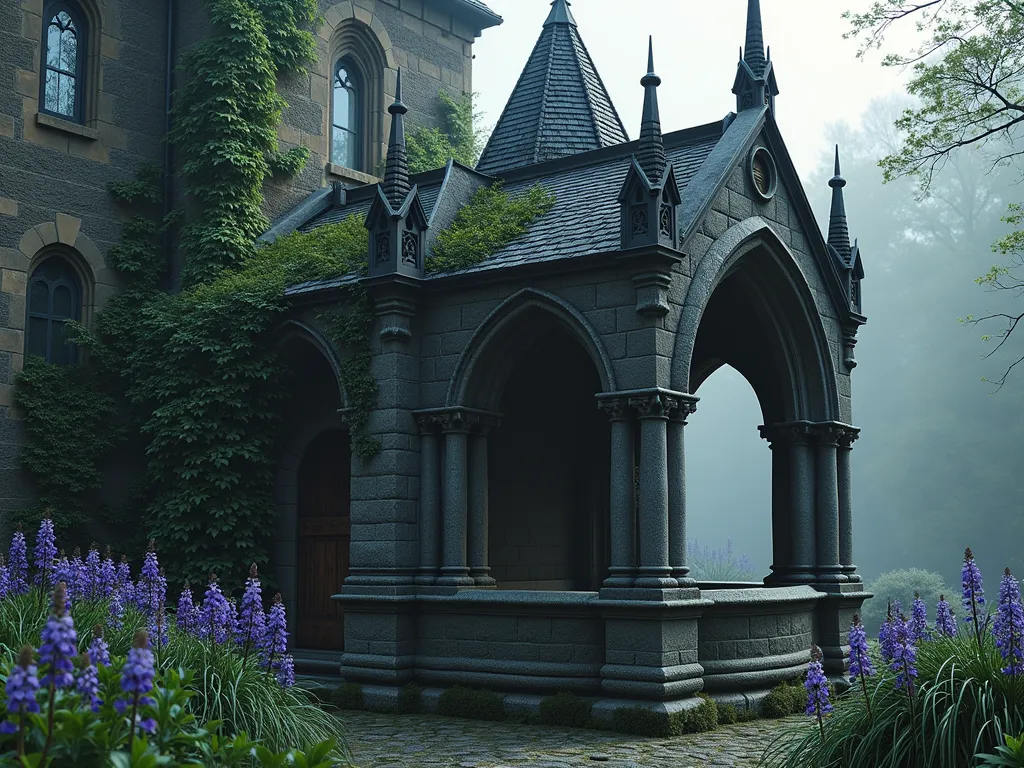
[296,430,351,650]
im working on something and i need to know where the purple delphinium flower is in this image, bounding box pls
[83,546,102,600]
[993,567,1024,676]
[98,548,116,599]
[805,645,832,740]
[0,554,9,600]
[236,564,266,661]
[76,651,101,712]
[89,624,110,667]
[69,547,85,600]
[197,574,233,645]
[32,517,57,590]
[149,600,168,653]
[116,555,135,607]
[962,546,988,647]
[936,594,957,638]
[910,593,929,643]
[176,582,198,635]
[108,588,125,630]
[848,615,874,719]
[40,582,77,691]
[135,541,165,617]
[890,615,918,696]
[117,630,157,749]
[879,603,899,665]
[54,552,74,599]
[275,654,295,688]
[0,646,40,735]
[261,592,289,672]
[7,530,28,596]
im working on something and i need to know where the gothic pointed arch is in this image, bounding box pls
[671,217,840,425]
[39,0,102,125]
[447,288,617,410]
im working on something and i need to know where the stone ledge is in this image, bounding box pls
[326,162,380,187]
[35,112,99,140]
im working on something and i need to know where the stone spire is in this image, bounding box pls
[827,145,852,262]
[544,0,576,26]
[637,36,666,185]
[743,0,766,77]
[383,69,411,209]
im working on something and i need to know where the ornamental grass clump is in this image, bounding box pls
[764,546,1024,768]
[0,521,345,762]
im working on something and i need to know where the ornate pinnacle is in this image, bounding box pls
[637,36,666,185]
[383,69,411,209]
[743,0,766,76]
[827,145,851,261]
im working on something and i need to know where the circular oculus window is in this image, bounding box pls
[750,147,777,201]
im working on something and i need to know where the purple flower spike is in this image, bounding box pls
[33,517,57,590]
[0,555,9,600]
[1,645,40,733]
[197,574,233,645]
[993,568,1024,676]
[7,530,28,596]
[879,603,899,664]
[962,546,987,643]
[237,564,266,657]
[848,614,875,683]
[910,593,929,643]
[135,541,166,617]
[108,588,125,630]
[99,548,116,599]
[936,594,957,638]
[76,652,101,711]
[118,630,156,747]
[39,582,77,690]
[890,615,918,695]
[176,582,198,635]
[805,645,832,739]
[89,624,111,666]
[276,654,295,688]
[84,546,102,600]
[261,592,289,671]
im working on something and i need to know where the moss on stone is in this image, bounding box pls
[538,692,593,729]
[436,686,505,722]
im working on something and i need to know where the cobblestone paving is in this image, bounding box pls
[340,711,805,768]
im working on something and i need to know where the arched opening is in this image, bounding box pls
[328,20,389,175]
[687,365,771,582]
[26,254,83,365]
[332,56,363,170]
[274,328,349,650]
[488,331,610,591]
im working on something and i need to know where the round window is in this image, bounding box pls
[749,147,777,201]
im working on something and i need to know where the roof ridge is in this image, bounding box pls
[533,23,559,165]
[570,24,612,149]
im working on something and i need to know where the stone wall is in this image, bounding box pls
[0,0,168,523]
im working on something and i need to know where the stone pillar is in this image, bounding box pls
[468,418,498,586]
[630,392,676,589]
[668,399,698,585]
[788,423,816,584]
[415,416,441,585]
[837,426,861,583]
[759,424,793,584]
[599,398,636,589]
[813,423,845,583]
[438,414,474,587]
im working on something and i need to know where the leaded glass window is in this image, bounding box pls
[26,258,81,366]
[332,59,362,170]
[41,5,85,122]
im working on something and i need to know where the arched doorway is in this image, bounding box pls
[488,331,610,591]
[296,429,351,650]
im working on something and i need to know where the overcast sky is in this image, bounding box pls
[473,0,910,177]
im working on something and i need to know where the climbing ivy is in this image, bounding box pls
[407,91,485,173]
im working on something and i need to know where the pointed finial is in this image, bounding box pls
[544,0,576,26]
[383,69,411,209]
[828,145,851,261]
[637,36,666,184]
[744,0,766,76]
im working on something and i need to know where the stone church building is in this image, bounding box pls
[1,0,870,712]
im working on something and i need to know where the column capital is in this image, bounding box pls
[597,387,694,420]
[412,407,501,435]
[836,424,861,449]
[759,420,814,445]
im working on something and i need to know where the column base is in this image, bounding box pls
[765,566,816,585]
[634,569,677,589]
[603,568,636,589]
[436,568,475,587]
[841,565,861,583]
[814,566,849,584]
[414,568,438,586]
[471,574,497,587]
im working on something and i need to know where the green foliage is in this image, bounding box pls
[863,569,954,633]
[762,681,805,719]
[763,634,1024,768]
[427,183,555,273]
[12,357,122,528]
[407,91,484,174]
[398,682,422,715]
[979,733,1024,768]
[436,685,505,722]
[717,702,739,725]
[170,0,317,286]
[610,696,718,737]
[332,682,364,711]
[538,692,593,729]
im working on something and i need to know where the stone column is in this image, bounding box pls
[787,423,816,584]
[668,399,698,585]
[438,413,474,587]
[415,416,441,585]
[630,392,676,589]
[837,426,861,582]
[812,423,845,583]
[598,398,636,588]
[759,424,793,584]
[468,417,498,586]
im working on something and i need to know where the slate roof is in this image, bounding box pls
[475,1,629,176]
[302,180,444,231]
